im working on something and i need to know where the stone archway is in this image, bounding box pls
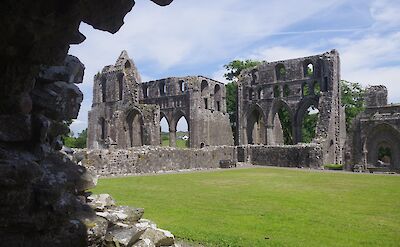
[294,97,319,143]
[267,99,294,145]
[246,104,266,145]
[126,108,144,147]
[366,124,400,170]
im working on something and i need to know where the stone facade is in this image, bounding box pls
[88,52,234,149]
[84,146,236,176]
[237,144,323,168]
[141,76,233,147]
[347,85,400,172]
[88,51,161,149]
[237,50,346,165]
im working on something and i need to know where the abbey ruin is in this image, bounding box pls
[86,49,400,174]
[87,51,233,149]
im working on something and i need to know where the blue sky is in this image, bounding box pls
[69,0,400,134]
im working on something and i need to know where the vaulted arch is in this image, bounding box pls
[294,97,319,143]
[268,99,294,145]
[126,108,144,147]
[365,123,400,169]
[246,104,266,145]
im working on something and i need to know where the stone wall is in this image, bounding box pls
[84,146,236,176]
[0,0,174,245]
[347,85,400,172]
[236,50,345,165]
[237,144,323,168]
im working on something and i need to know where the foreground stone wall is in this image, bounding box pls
[0,0,174,245]
[237,144,323,168]
[84,146,236,176]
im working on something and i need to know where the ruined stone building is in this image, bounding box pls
[236,50,346,165]
[347,86,400,172]
[87,51,233,149]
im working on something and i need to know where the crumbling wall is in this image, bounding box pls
[88,51,161,149]
[84,146,236,176]
[347,85,400,172]
[237,144,323,168]
[236,50,345,165]
[0,0,174,246]
[140,76,234,148]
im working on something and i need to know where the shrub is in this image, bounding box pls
[324,164,343,170]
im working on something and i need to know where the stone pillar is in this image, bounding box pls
[169,127,176,147]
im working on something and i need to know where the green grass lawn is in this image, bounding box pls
[92,168,400,247]
[161,139,188,148]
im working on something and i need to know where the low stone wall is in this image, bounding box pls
[84,146,236,176]
[238,144,323,168]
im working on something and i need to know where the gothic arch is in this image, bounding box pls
[365,123,400,169]
[126,108,144,147]
[294,97,319,143]
[245,104,266,144]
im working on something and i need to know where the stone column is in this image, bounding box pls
[169,127,176,147]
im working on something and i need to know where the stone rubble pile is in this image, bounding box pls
[81,193,176,247]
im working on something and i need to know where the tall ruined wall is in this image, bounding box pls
[88,51,161,150]
[84,146,236,176]
[347,85,400,171]
[237,50,345,165]
[0,0,173,245]
[140,76,234,148]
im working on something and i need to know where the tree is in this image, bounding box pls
[63,128,87,148]
[340,80,365,132]
[223,60,262,143]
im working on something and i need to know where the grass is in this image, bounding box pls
[161,139,188,148]
[92,167,400,247]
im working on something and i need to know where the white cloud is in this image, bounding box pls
[249,46,318,62]
[370,0,400,29]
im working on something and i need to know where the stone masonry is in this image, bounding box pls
[237,50,346,165]
[347,85,400,172]
[87,51,234,149]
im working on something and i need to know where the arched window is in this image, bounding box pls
[127,110,144,147]
[304,61,314,77]
[247,107,265,145]
[124,61,131,69]
[275,63,286,81]
[313,81,320,95]
[201,80,208,96]
[214,84,221,111]
[159,82,166,96]
[201,80,209,109]
[301,105,319,143]
[143,85,149,98]
[175,114,190,148]
[179,80,185,92]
